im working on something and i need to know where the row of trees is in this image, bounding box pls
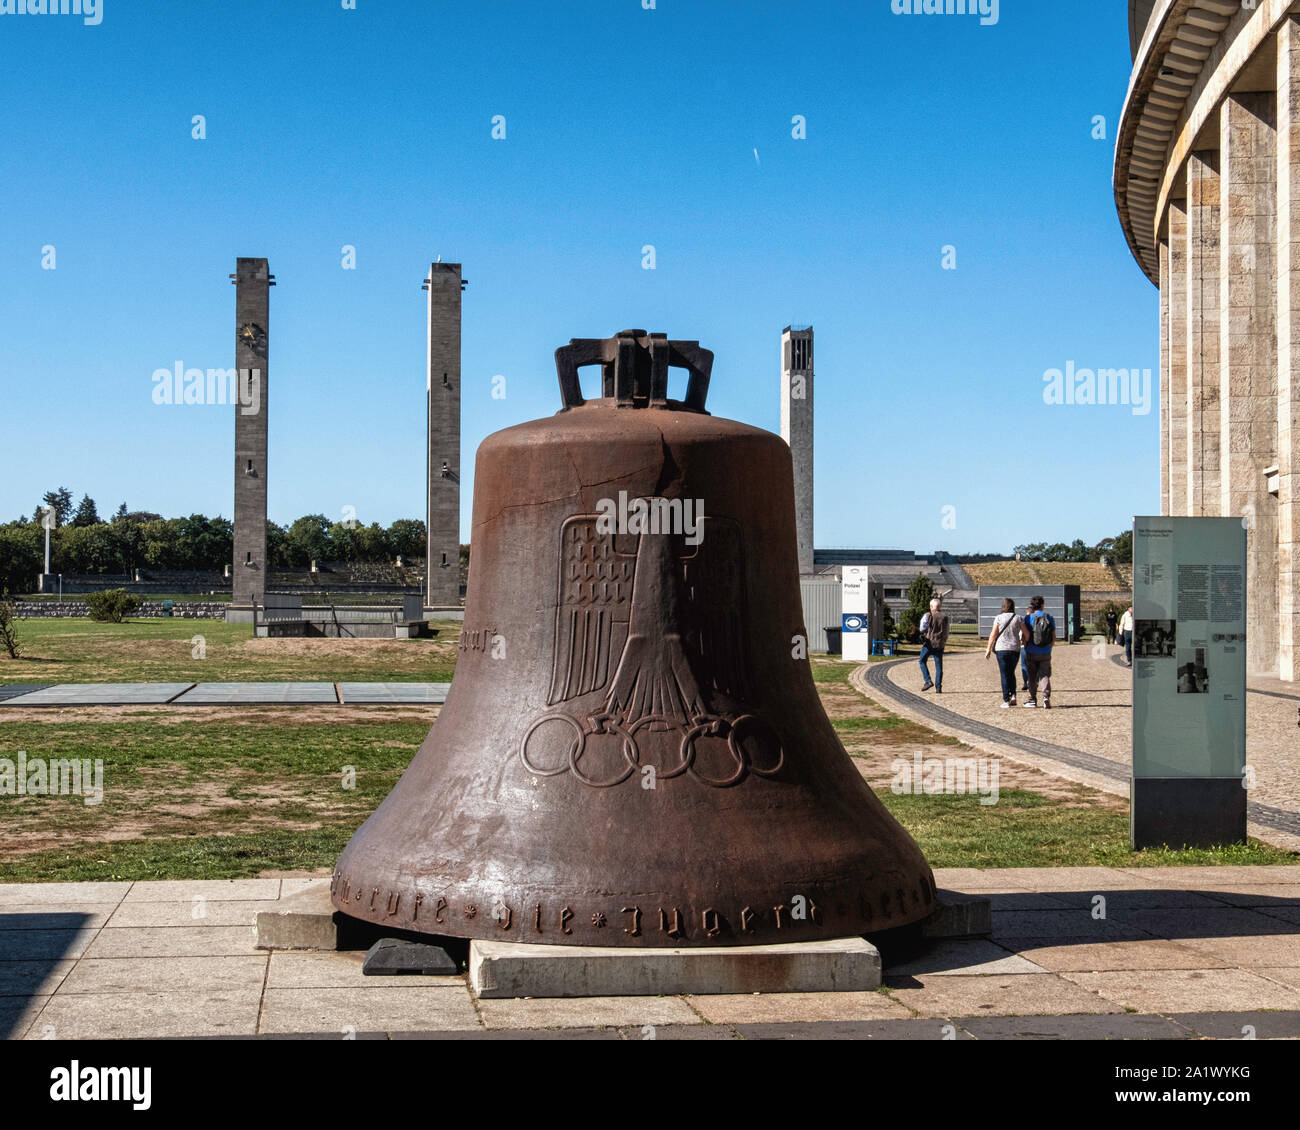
[1,488,434,594]
[1011,531,1133,565]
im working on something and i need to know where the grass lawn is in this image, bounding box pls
[0,650,1291,881]
[0,617,462,683]
[0,709,426,881]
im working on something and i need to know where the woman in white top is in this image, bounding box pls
[985,598,1028,707]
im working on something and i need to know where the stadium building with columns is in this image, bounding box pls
[1117,0,1300,680]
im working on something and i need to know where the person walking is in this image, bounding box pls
[1022,595,1056,709]
[985,597,1027,707]
[1119,605,1134,666]
[918,597,950,694]
[1105,607,1118,645]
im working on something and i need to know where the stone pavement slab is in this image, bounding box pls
[83,925,263,959]
[1,929,97,961]
[1032,888,1229,911]
[0,959,73,997]
[476,994,702,1030]
[885,972,1124,1017]
[1133,865,1300,884]
[336,682,449,704]
[267,950,463,989]
[0,683,193,705]
[977,890,1075,910]
[1252,967,1300,990]
[1,996,50,1040]
[0,904,120,930]
[886,939,1046,977]
[734,1018,976,1040]
[989,910,1151,941]
[0,881,132,905]
[172,682,338,704]
[1009,938,1232,972]
[109,899,272,928]
[1113,907,1294,939]
[28,988,262,1039]
[121,879,282,902]
[1171,933,1300,966]
[258,986,479,1035]
[957,1013,1188,1040]
[57,955,268,994]
[979,866,1164,890]
[686,989,910,1025]
[1169,1009,1300,1040]
[0,685,53,701]
[1062,969,1300,1013]
[1192,884,1300,906]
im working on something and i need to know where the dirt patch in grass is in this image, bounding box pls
[239,635,458,661]
[845,745,1126,809]
[0,762,385,860]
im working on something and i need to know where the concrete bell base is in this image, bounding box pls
[256,883,342,950]
[469,937,881,998]
[923,890,992,938]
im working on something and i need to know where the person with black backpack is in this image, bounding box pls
[1022,594,1056,709]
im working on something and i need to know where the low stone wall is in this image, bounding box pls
[12,601,229,620]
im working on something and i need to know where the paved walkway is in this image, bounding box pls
[2,870,1298,1039]
[861,646,1300,850]
[0,682,449,707]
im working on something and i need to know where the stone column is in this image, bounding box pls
[1160,236,1171,514]
[231,258,271,617]
[1278,17,1300,681]
[1187,151,1221,517]
[1168,199,1189,515]
[780,326,815,575]
[425,262,463,609]
[1221,91,1279,676]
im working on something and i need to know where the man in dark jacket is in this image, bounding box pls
[918,597,950,694]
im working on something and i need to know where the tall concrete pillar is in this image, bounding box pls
[1277,17,1300,681]
[424,263,463,608]
[1168,199,1189,515]
[230,258,272,616]
[1221,91,1279,676]
[780,326,814,575]
[1159,236,1171,515]
[1187,151,1221,517]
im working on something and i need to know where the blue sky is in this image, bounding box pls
[0,0,1154,554]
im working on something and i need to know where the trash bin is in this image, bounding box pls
[161,599,174,619]
[824,627,842,655]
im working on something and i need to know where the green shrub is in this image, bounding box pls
[0,600,19,658]
[86,588,142,623]
[898,574,936,642]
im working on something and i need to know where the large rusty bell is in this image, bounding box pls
[332,330,936,947]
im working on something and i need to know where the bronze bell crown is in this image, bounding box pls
[332,330,936,947]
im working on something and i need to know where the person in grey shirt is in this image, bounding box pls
[918,597,950,694]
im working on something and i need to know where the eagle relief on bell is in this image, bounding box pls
[332,329,936,947]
